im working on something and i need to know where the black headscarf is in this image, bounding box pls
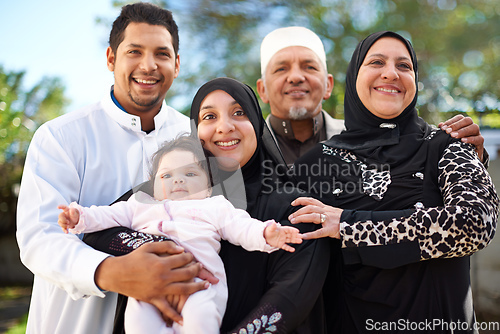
[325,31,432,168]
[190,77,288,216]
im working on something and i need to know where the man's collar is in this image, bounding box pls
[109,85,165,133]
[110,87,127,112]
[268,111,324,140]
[105,86,167,133]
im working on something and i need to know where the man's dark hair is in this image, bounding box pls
[109,2,179,56]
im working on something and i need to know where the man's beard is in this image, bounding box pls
[129,91,161,108]
[288,107,309,120]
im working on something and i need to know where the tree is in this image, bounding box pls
[110,0,500,124]
[0,66,67,233]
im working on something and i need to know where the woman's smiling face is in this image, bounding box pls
[356,37,416,119]
[197,90,257,171]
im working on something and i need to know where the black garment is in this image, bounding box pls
[85,78,330,334]
[296,131,473,333]
[218,187,328,333]
[294,31,498,333]
[269,112,327,166]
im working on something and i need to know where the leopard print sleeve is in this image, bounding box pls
[340,141,498,260]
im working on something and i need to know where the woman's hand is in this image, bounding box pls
[289,197,343,240]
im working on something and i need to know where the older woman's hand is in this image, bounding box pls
[288,197,343,239]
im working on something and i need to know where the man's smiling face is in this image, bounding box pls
[107,22,179,115]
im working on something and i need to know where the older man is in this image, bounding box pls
[257,27,486,165]
[257,27,344,165]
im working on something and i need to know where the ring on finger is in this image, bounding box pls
[319,213,326,223]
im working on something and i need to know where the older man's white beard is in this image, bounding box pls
[288,107,310,120]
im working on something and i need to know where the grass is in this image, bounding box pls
[0,286,30,334]
[5,313,27,334]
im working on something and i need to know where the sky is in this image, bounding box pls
[0,0,120,111]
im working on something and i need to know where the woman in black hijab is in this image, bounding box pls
[190,77,289,215]
[190,77,328,333]
[290,31,498,333]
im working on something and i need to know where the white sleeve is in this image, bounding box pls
[16,126,108,300]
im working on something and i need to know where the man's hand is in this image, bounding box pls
[163,265,219,326]
[95,241,209,324]
[439,115,485,162]
[165,294,189,326]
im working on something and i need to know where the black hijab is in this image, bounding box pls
[325,31,432,168]
[190,77,288,216]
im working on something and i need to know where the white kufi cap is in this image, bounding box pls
[260,26,327,76]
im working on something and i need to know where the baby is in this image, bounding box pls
[58,135,302,334]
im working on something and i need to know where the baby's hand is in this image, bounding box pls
[57,205,80,234]
[264,221,302,252]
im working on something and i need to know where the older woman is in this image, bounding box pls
[85,77,329,334]
[290,31,498,333]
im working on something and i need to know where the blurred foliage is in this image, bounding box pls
[1,287,31,333]
[110,0,500,124]
[5,313,27,334]
[0,66,67,233]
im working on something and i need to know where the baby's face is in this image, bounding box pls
[153,150,211,201]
